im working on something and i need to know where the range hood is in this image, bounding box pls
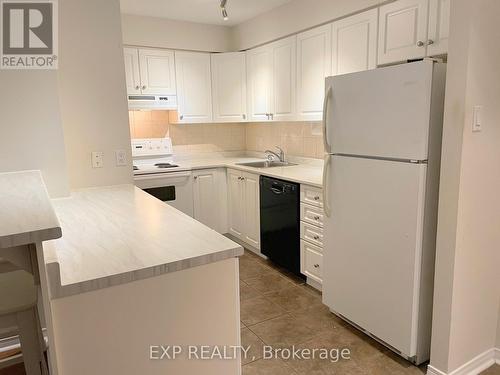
[128,94,177,110]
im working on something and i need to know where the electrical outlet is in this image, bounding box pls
[115,150,127,166]
[91,151,104,168]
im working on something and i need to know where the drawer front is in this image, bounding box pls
[301,240,323,283]
[300,203,324,227]
[300,221,324,247]
[300,185,323,207]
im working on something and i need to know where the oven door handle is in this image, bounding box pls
[134,171,192,181]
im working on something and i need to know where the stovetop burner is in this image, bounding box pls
[154,163,179,169]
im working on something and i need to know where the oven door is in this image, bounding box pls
[134,171,194,217]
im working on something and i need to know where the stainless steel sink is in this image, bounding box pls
[236,161,297,168]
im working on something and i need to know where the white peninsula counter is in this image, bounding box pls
[1,173,243,375]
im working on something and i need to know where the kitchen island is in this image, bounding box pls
[1,172,243,375]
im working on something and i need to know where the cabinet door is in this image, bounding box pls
[332,9,378,76]
[246,46,273,121]
[378,0,429,65]
[270,36,297,121]
[138,48,176,95]
[242,172,260,250]
[175,51,213,123]
[427,0,450,56]
[193,169,218,231]
[211,52,247,123]
[296,24,332,121]
[124,48,141,95]
[227,170,245,240]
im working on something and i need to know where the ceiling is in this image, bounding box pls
[119,0,292,26]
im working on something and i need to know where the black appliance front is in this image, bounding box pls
[260,176,303,278]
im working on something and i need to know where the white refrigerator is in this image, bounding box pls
[321,60,446,364]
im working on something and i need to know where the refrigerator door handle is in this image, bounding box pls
[323,154,332,217]
[322,86,333,154]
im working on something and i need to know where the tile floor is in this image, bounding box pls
[239,249,500,375]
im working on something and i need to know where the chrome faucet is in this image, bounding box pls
[265,146,285,162]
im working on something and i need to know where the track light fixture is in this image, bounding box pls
[220,0,228,21]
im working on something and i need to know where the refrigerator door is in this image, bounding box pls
[322,155,427,357]
[325,60,434,160]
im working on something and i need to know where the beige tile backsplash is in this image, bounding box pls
[129,110,323,159]
[246,122,324,159]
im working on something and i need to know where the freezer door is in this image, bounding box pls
[322,155,427,357]
[325,60,434,160]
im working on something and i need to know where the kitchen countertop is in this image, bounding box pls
[171,156,324,188]
[44,184,243,299]
[0,170,62,249]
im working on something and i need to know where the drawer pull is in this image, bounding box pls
[313,235,320,240]
[313,196,320,201]
[314,264,320,268]
[313,216,320,220]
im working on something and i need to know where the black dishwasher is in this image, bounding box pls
[260,176,303,277]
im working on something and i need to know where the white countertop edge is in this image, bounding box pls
[142,159,324,188]
[46,245,243,299]
[0,170,62,249]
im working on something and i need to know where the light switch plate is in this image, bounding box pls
[472,105,483,132]
[91,151,104,168]
[115,150,127,166]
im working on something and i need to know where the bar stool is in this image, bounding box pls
[0,270,48,375]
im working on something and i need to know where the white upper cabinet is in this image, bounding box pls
[332,9,378,76]
[175,51,213,123]
[270,36,297,121]
[378,0,449,65]
[138,48,176,95]
[211,52,247,123]
[246,45,273,121]
[124,47,176,96]
[247,36,297,122]
[378,0,429,65]
[427,0,450,56]
[296,24,332,121]
[124,48,141,95]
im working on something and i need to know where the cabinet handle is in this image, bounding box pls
[135,85,140,90]
[313,216,320,220]
[313,235,320,240]
[142,85,147,90]
[417,40,425,47]
[194,176,198,180]
[242,114,246,120]
[427,39,434,45]
[179,115,184,120]
[314,264,320,268]
[313,196,320,201]
[270,113,274,120]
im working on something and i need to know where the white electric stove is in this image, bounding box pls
[132,138,194,216]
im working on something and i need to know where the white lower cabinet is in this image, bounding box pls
[192,168,227,233]
[300,184,324,288]
[300,240,323,284]
[227,169,260,250]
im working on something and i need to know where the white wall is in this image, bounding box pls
[497,303,500,348]
[121,14,232,52]
[230,0,383,50]
[58,0,133,189]
[0,71,69,198]
[429,0,500,372]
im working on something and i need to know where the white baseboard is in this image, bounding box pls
[427,348,499,375]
